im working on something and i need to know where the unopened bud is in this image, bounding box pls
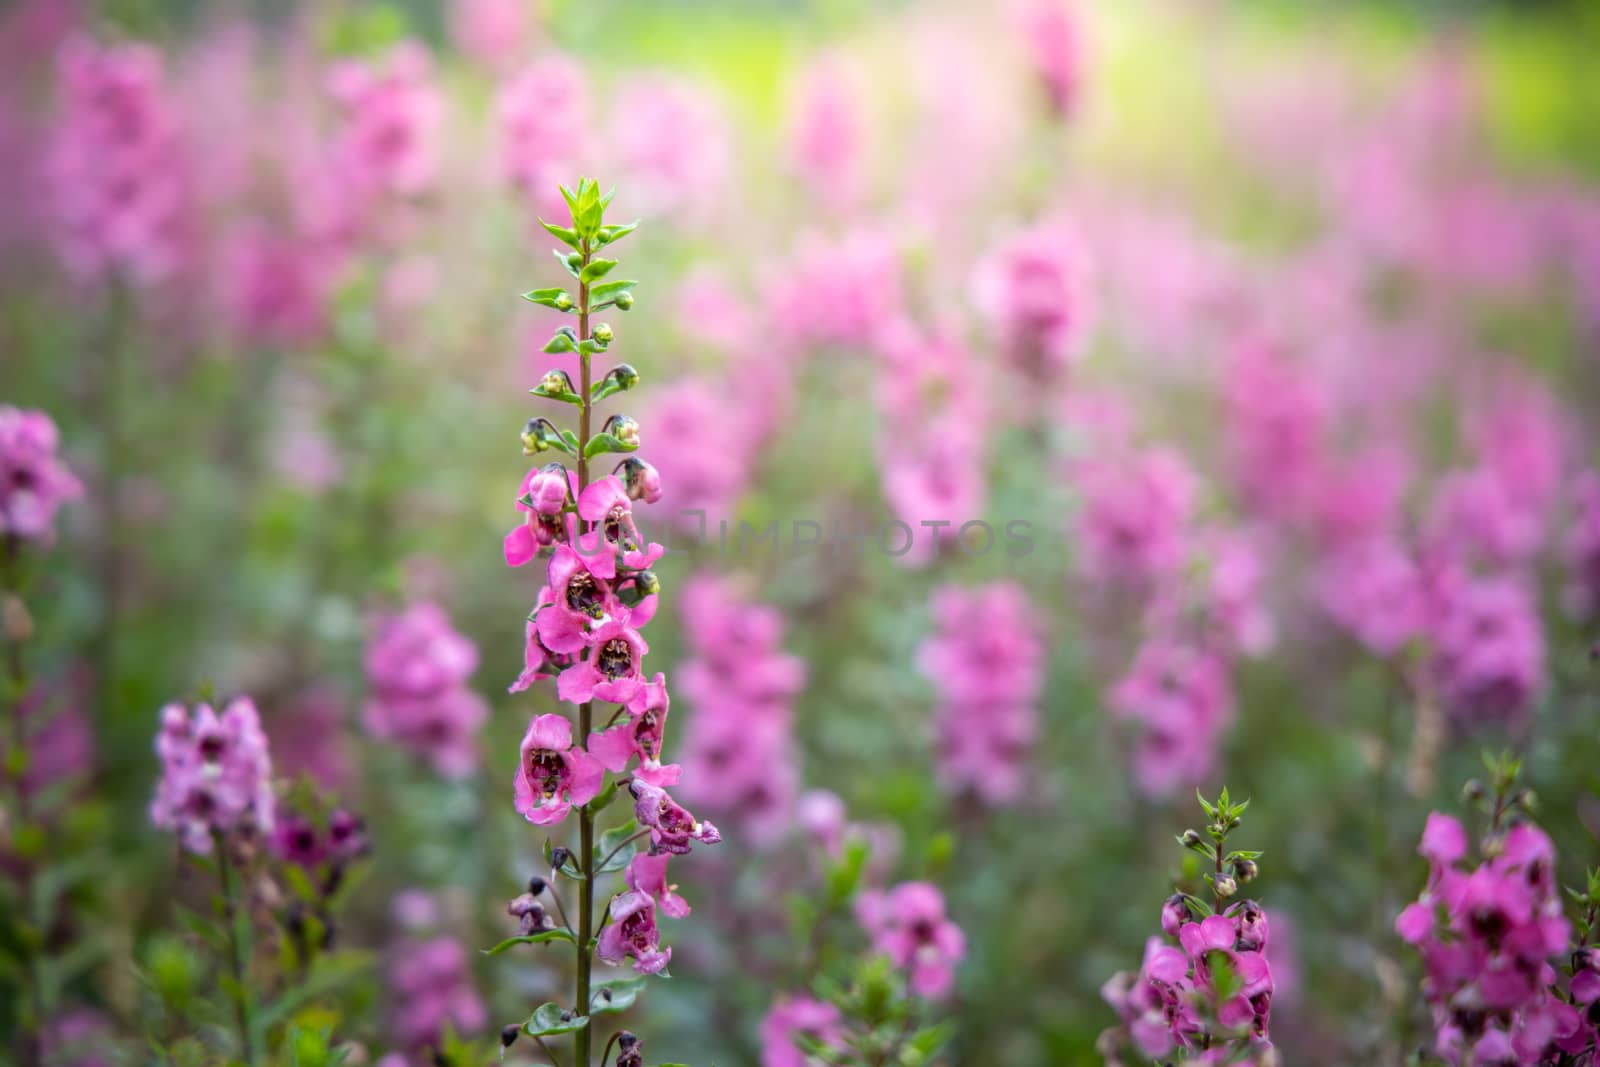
[527,876,545,896]
[550,846,572,871]
[603,414,640,448]
[565,253,581,271]
[500,1025,520,1049]
[614,291,634,311]
[592,323,614,344]
[1180,829,1204,848]
[553,292,573,311]
[617,457,662,504]
[1462,779,1487,803]
[1214,874,1238,899]
[615,1031,642,1067]
[1233,858,1259,883]
[536,370,576,397]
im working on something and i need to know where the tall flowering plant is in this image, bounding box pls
[493,178,713,1067]
[1100,788,1276,1066]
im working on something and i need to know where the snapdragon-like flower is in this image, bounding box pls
[630,778,722,855]
[588,673,680,786]
[513,714,604,826]
[916,582,1044,806]
[149,698,275,854]
[46,37,192,287]
[386,936,487,1052]
[363,602,488,778]
[1426,574,1544,734]
[1394,764,1588,1065]
[972,221,1090,387]
[0,407,82,543]
[1102,791,1275,1064]
[596,889,671,975]
[856,881,967,999]
[624,851,690,919]
[675,574,806,845]
[1108,637,1235,799]
[760,995,845,1067]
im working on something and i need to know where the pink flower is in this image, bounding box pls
[386,937,486,1050]
[512,713,603,826]
[1316,537,1429,656]
[363,602,487,778]
[0,407,82,543]
[588,673,680,786]
[624,851,690,918]
[536,545,617,653]
[496,55,589,218]
[1108,638,1234,799]
[630,778,721,856]
[765,229,902,349]
[47,37,192,286]
[1426,574,1544,734]
[785,54,866,213]
[596,889,671,975]
[761,995,845,1067]
[451,0,537,71]
[149,698,275,854]
[572,476,664,579]
[325,41,443,240]
[973,221,1090,386]
[1013,0,1085,115]
[608,76,730,225]
[1073,446,1196,594]
[555,617,649,707]
[857,882,965,999]
[917,582,1043,806]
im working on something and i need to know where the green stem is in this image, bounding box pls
[574,239,595,1067]
[212,831,257,1067]
[4,534,40,1067]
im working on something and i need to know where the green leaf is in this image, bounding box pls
[480,930,576,956]
[589,976,647,1015]
[591,279,638,303]
[543,329,577,354]
[825,835,869,906]
[538,219,580,250]
[522,287,573,311]
[553,248,582,278]
[523,1002,588,1037]
[598,221,639,246]
[583,433,638,460]
[579,258,618,283]
[593,820,640,874]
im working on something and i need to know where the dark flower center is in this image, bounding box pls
[566,573,603,616]
[598,638,632,679]
[527,749,566,796]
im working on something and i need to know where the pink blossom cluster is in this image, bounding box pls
[363,602,488,779]
[674,574,807,847]
[871,318,988,567]
[45,37,191,286]
[915,582,1043,806]
[856,881,967,999]
[0,406,82,544]
[384,936,487,1053]
[1107,638,1235,800]
[496,55,590,221]
[1395,812,1596,1063]
[1101,899,1275,1064]
[972,221,1091,391]
[148,697,275,854]
[504,283,723,978]
[324,43,443,240]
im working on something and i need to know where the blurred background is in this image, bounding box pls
[3,0,1600,1063]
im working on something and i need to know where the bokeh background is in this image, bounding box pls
[4,0,1600,1063]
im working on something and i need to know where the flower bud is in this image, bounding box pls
[592,323,614,344]
[535,369,577,398]
[1462,779,1487,804]
[1180,829,1204,849]
[1214,874,1238,899]
[1233,858,1259,883]
[603,414,640,448]
[553,292,573,311]
[501,1025,520,1049]
[565,252,582,271]
[614,291,634,311]
[521,417,565,455]
[550,846,572,871]
[616,1032,642,1067]
[1161,893,1191,937]
[527,875,545,896]
[618,457,662,504]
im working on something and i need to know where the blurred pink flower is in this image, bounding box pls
[0,406,81,543]
[363,602,487,778]
[1108,638,1234,799]
[451,0,537,71]
[496,53,589,220]
[856,881,965,999]
[761,995,844,1067]
[973,221,1091,388]
[386,937,486,1050]
[149,698,276,854]
[609,76,730,225]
